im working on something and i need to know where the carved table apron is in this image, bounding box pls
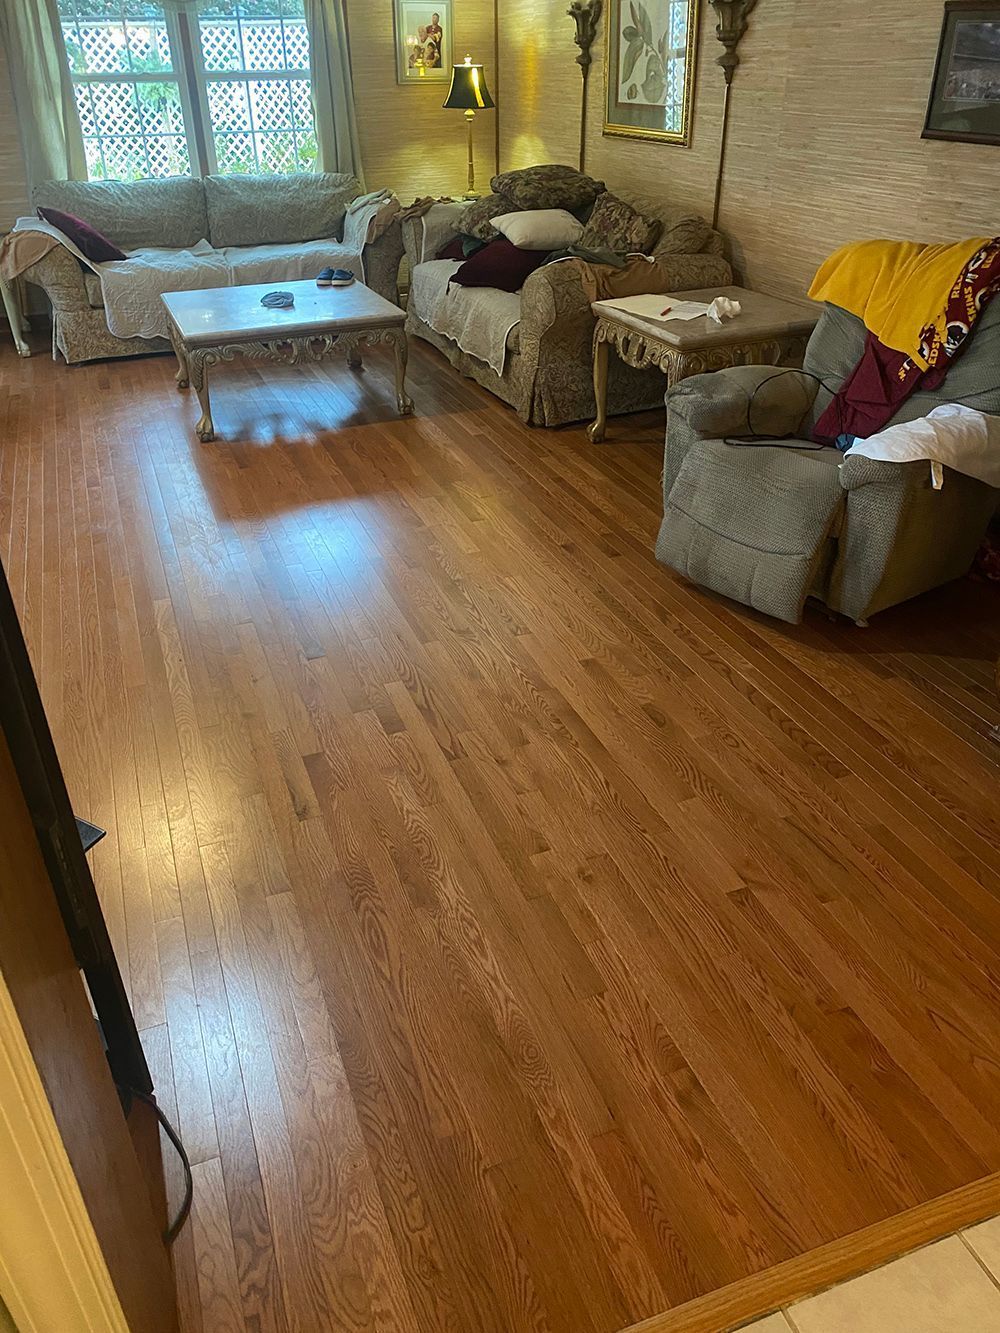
[166,317,414,443]
[586,310,810,444]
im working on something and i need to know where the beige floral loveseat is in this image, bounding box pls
[20,172,403,365]
[402,167,732,427]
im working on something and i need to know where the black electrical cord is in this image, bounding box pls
[119,1084,193,1245]
[728,365,1000,447]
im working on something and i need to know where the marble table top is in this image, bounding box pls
[592,285,820,350]
[162,279,406,346]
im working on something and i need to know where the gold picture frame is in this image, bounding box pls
[603,0,700,144]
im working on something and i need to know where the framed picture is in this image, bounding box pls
[923,1,1000,145]
[394,0,453,84]
[604,0,700,144]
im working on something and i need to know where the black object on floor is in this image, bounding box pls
[76,816,106,853]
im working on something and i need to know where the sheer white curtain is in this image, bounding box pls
[303,0,364,183]
[0,0,86,187]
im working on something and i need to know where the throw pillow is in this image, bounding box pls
[450,239,548,293]
[490,165,605,212]
[578,192,662,256]
[656,214,711,255]
[491,209,584,251]
[460,193,513,240]
[36,206,126,262]
[437,234,490,260]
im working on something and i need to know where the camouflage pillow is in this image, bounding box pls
[578,191,662,255]
[459,193,513,240]
[489,164,606,212]
[656,213,711,255]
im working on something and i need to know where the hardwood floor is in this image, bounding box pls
[2,332,1000,1333]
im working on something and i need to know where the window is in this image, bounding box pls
[57,0,318,181]
[196,2,317,175]
[58,1,193,180]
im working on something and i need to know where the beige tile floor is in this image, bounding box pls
[739,1216,1000,1332]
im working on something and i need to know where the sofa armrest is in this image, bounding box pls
[22,246,89,313]
[664,366,818,499]
[401,201,466,266]
[363,218,404,306]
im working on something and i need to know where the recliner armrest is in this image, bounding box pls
[667,365,818,441]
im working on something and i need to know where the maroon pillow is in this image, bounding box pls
[450,238,548,293]
[37,206,127,262]
[437,235,467,260]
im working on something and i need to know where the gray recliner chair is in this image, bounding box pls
[656,301,1000,624]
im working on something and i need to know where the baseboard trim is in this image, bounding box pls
[618,1172,1000,1333]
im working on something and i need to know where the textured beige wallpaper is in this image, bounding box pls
[498,0,1000,298]
[348,0,499,199]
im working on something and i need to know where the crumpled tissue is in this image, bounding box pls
[707,296,741,324]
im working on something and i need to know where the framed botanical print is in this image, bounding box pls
[923,1,1000,145]
[394,0,453,84]
[604,0,700,144]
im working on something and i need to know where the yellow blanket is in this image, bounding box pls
[808,237,989,369]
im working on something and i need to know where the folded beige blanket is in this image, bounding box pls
[0,229,63,281]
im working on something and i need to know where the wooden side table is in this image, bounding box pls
[1,270,31,358]
[587,285,819,443]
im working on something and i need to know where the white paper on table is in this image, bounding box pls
[593,294,712,322]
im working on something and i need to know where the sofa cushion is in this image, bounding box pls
[32,176,209,251]
[490,164,605,212]
[204,172,359,247]
[491,209,583,250]
[460,193,512,240]
[579,191,662,255]
[36,206,126,262]
[450,238,548,292]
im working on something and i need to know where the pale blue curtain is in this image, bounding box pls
[0,0,86,187]
[303,0,364,184]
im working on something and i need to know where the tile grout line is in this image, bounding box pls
[957,1227,1000,1297]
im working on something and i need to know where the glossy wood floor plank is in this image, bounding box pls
[3,335,1000,1332]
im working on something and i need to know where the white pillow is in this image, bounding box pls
[490,208,584,251]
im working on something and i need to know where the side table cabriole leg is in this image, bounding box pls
[587,334,610,443]
[188,350,216,442]
[391,330,415,416]
[2,275,30,357]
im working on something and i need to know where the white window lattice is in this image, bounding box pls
[58,0,315,181]
[198,7,316,175]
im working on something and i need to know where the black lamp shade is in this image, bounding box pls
[443,59,494,110]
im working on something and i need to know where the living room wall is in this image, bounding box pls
[347,0,498,199]
[0,6,500,229]
[499,0,1000,299]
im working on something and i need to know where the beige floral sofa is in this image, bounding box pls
[20,173,403,365]
[402,166,732,426]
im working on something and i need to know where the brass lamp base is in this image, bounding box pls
[463,108,478,198]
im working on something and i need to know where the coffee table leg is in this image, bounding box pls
[189,351,216,442]
[587,337,609,443]
[168,320,190,390]
[345,337,363,370]
[392,331,414,416]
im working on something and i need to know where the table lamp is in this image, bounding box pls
[443,55,495,199]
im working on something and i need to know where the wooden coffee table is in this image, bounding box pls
[587,284,819,442]
[162,279,413,442]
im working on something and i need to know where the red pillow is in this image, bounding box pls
[450,238,548,293]
[437,235,467,260]
[37,206,127,262]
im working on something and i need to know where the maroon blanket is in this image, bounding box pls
[814,237,1000,443]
